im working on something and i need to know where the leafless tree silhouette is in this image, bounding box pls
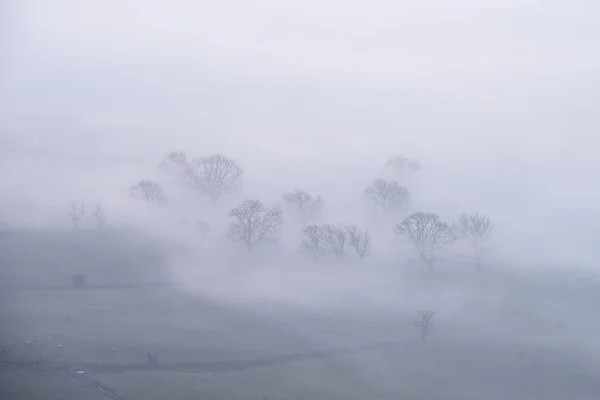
[301,225,329,261]
[146,352,159,367]
[345,224,371,261]
[386,155,421,173]
[395,212,453,270]
[130,180,167,204]
[91,204,107,228]
[365,179,410,215]
[282,189,323,222]
[192,154,243,204]
[159,151,194,178]
[322,224,347,258]
[453,212,493,269]
[228,199,282,250]
[68,202,85,228]
[414,310,435,339]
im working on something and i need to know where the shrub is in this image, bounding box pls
[70,274,86,289]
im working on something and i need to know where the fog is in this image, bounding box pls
[1,1,600,399]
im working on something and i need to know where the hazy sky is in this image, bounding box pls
[3,1,599,154]
[1,1,599,263]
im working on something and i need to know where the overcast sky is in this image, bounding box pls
[1,1,599,264]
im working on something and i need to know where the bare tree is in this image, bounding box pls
[365,179,410,215]
[68,202,85,228]
[282,189,323,222]
[414,310,435,339]
[322,224,347,259]
[386,155,421,173]
[301,225,329,261]
[395,212,452,271]
[159,151,207,192]
[159,151,193,177]
[130,180,167,204]
[453,212,493,269]
[146,352,159,367]
[228,199,282,250]
[345,224,371,261]
[192,154,243,204]
[91,204,107,228]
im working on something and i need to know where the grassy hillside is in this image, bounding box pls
[2,276,600,399]
[0,229,169,289]
[2,231,600,399]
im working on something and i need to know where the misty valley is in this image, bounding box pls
[1,153,599,400]
[4,0,600,397]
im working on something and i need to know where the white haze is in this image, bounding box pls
[3,1,600,269]
[2,3,600,399]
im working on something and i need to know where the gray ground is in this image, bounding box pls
[1,231,600,399]
[2,284,600,400]
[0,370,109,400]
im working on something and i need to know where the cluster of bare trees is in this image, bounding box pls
[128,152,243,207]
[282,189,323,222]
[159,151,243,204]
[301,224,371,262]
[120,151,497,269]
[362,156,494,270]
[67,202,107,229]
[394,211,494,270]
[223,198,368,260]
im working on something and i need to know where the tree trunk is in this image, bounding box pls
[420,249,435,272]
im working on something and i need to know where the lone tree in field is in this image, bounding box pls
[453,212,493,269]
[130,180,167,204]
[386,155,421,174]
[191,154,243,204]
[395,212,452,271]
[146,352,159,367]
[414,310,435,339]
[282,189,323,222]
[322,224,347,259]
[68,202,85,228]
[91,204,107,228]
[365,179,410,215]
[345,224,371,261]
[301,225,329,261]
[228,199,282,250]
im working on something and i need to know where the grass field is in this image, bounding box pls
[2,231,600,399]
[0,370,110,400]
[2,281,600,399]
